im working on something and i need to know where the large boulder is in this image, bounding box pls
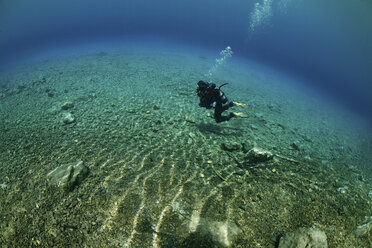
[47,161,89,191]
[278,227,328,248]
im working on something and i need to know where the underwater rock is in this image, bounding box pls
[221,142,241,152]
[278,227,328,248]
[301,134,312,142]
[245,147,273,163]
[250,124,259,130]
[255,113,264,119]
[241,142,253,153]
[337,186,348,194]
[304,155,312,162]
[47,161,89,191]
[17,84,27,93]
[61,101,74,110]
[63,112,75,124]
[0,182,7,189]
[207,220,241,247]
[188,217,241,247]
[291,141,301,151]
[354,216,372,237]
[47,105,60,115]
[185,114,196,123]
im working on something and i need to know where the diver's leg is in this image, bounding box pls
[214,102,224,123]
[215,113,235,123]
[215,103,235,123]
[221,102,235,112]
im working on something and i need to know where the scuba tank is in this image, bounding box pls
[218,83,229,104]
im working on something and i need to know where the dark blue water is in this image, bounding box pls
[1,0,371,122]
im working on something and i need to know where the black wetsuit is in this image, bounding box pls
[196,81,235,123]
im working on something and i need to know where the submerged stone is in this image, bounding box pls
[47,161,89,191]
[245,147,273,163]
[278,227,328,248]
[185,114,196,123]
[291,141,301,151]
[61,101,74,110]
[188,217,241,247]
[337,186,348,194]
[354,216,372,237]
[63,112,75,124]
[221,142,241,152]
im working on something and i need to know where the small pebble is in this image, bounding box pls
[337,186,348,194]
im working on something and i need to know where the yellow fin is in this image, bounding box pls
[233,112,249,118]
[233,101,249,108]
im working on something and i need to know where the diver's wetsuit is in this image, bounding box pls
[196,81,235,123]
[214,96,235,123]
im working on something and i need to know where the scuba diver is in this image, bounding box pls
[196,80,249,123]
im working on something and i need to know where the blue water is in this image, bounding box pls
[1,0,371,122]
